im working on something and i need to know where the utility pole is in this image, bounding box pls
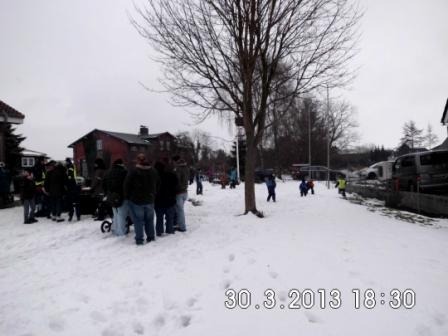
[236,132,240,182]
[308,100,311,166]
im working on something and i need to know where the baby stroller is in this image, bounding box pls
[100,215,133,234]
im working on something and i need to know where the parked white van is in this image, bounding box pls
[392,150,448,192]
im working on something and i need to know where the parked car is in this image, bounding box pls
[392,150,448,192]
[359,161,394,180]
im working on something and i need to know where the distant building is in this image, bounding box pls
[21,149,48,168]
[0,100,25,162]
[68,126,188,178]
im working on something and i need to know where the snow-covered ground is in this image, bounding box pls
[1,181,448,336]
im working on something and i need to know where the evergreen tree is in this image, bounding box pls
[3,124,25,176]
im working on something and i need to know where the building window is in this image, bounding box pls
[166,141,170,151]
[22,157,35,168]
[131,146,138,152]
[160,140,164,151]
[96,139,103,151]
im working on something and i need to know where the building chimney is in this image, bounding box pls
[139,125,149,137]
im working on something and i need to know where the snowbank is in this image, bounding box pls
[0,181,447,336]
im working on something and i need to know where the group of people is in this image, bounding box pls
[21,158,81,224]
[20,153,191,246]
[102,153,190,245]
[299,178,315,197]
[264,174,348,200]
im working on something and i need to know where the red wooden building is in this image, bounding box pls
[68,126,186,178]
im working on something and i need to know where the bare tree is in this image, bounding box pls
[326,99,359,150]
[400,120,424,149]
[133,0,361,216]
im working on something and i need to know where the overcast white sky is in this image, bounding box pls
[1,0,447,159]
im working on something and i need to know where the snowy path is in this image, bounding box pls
[1,181,448,336]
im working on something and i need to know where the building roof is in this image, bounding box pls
[68,129,175,148]
[442,98,448,125]
[22,149,48,158]
[433,137,448,150]
[0,100,25,124]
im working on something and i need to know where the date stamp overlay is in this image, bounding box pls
[224,288,416,310]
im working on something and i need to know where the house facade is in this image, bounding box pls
[21,149,48,168]
[0,100,25,163]
[434,98,448,150]
[68,126,188,178]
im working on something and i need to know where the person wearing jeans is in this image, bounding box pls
[103,159,128,236]
[124,154,160,245]
[172,156,189,232]
[154,161,178,235]
[128,201,155,243]
[21,169,38,224]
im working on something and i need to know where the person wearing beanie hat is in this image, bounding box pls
[124,153,160,245]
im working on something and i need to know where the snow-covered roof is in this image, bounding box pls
[68,129,176,147]
[0,100,25,124]
[22,149,48,157]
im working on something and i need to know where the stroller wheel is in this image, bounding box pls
[101,220,112,233]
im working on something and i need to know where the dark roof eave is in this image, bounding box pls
[442,98,448,125]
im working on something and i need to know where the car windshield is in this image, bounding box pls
[420,152,448,169]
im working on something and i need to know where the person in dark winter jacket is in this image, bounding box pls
[33,157,48,216]
[44,161,67,222]
[124,154,160,245]
[266,174,276,202]
[300,178,308,197]
[103,158,128,236]
[0,162,11,207]
[172,155,189,232]
[91,158,107,220]
[65,159,81,221]
[154,161,178,236]
[195,169,203,195]
[21,169,38,224]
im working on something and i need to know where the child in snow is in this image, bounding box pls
[266,175,276,202]
[21,169,38,224]
[335,175,347,197]
[300,178,308,197]
[307,179,315,195]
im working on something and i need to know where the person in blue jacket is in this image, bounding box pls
[300,178,308,197]
[265,174,276,202]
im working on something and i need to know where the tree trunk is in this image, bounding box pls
[244,134,260,215]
